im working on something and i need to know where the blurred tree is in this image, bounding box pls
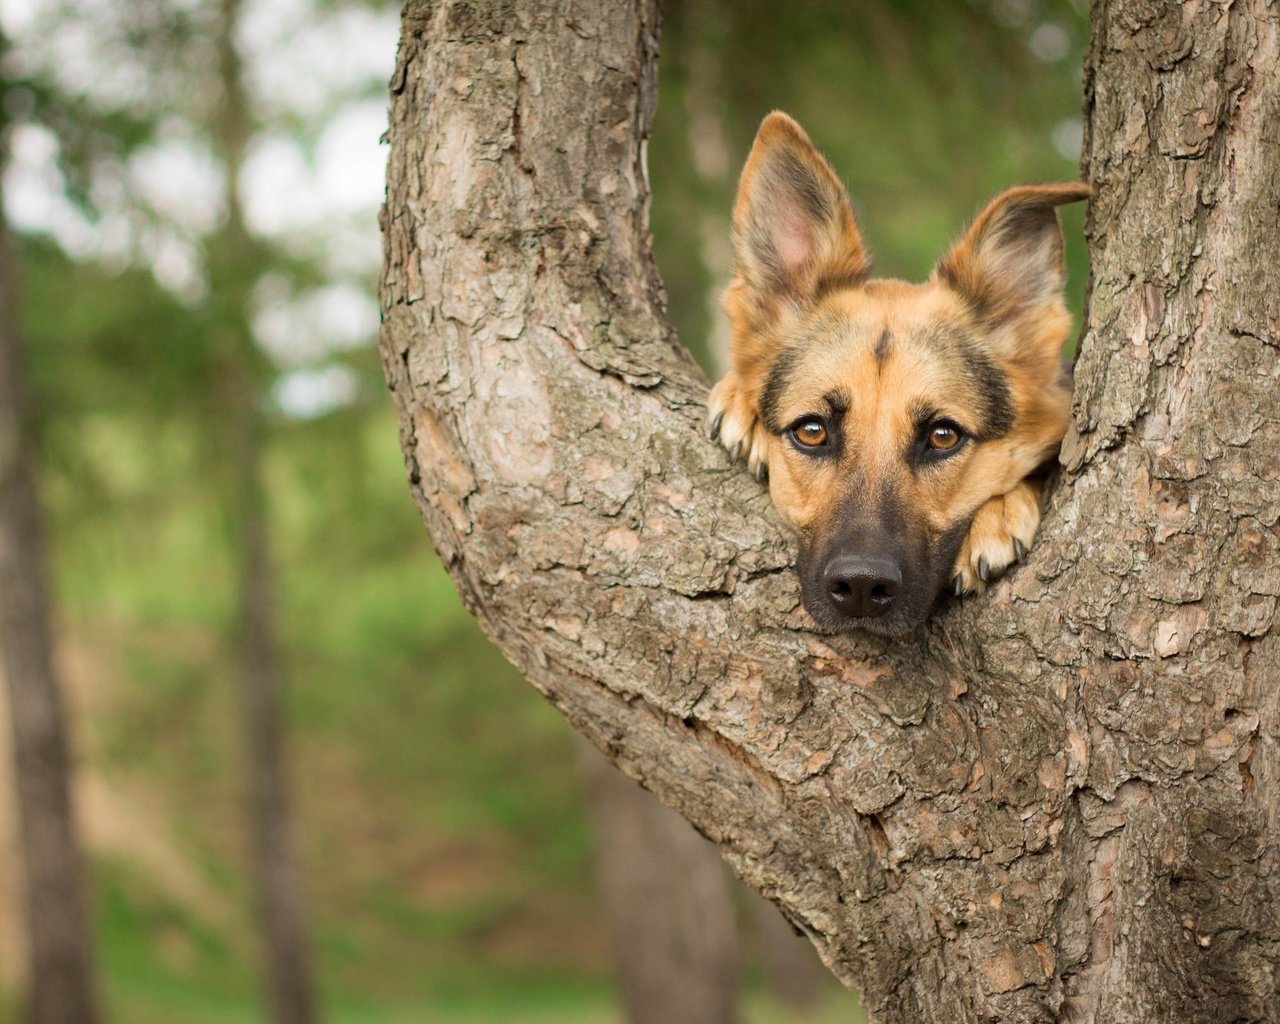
[744,891,827,1013]
[208,1,318,1021]
[0,29,100,1024]
[3,0,360,1017]
[578,739,738,1024]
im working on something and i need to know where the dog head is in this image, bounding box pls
[724,112,1086,636]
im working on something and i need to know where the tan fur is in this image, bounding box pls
[709,111,1088,621]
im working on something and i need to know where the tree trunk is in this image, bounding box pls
[0,40,100,1022]
[578,738,739,1024]
[378,2,1280,1021]
[212,3,317,1022]
[234,417,316,1024]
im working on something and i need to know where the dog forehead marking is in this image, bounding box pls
[765,286,1015,442]
[875,327,891,366]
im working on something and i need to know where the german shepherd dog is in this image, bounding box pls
[708,113,1088,637]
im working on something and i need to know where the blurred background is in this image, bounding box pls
[0,1,1088,1021]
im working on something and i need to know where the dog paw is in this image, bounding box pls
[951,481,1043,597]
[707,372,771,483]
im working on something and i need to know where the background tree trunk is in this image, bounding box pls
[212,3,318,1022]
[578,739,739,1024]
[0,33,100,1023]
[745,889,828,1013]
[379,1,1280,1020]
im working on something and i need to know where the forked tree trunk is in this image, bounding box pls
[0,40,100,1021]
[379,2,1280,1021]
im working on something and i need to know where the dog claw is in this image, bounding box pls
[707,411,724,442]
[977,556,990,582]
[752,461,768,484]
[727,441,742,464]
[953,574,965,597]
[1013,538,1027,563]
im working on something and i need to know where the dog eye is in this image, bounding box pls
[927,422,963,451]
[791,419,829,449]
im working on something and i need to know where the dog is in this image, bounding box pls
[707,112,1088,636]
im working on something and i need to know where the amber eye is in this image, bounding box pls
[791,420,829,449]
[928,423,962,451]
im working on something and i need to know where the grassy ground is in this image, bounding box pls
[57,983,859,1024]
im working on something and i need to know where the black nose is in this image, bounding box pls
[823,556,901,618]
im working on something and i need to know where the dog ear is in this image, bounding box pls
[729,112,868,316]
[934,184,1089,333]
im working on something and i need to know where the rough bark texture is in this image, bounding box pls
[578,738,739,1024]
[0,49,100,1024]
[379,2,1280,1021]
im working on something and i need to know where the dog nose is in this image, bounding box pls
[823,556,901,618]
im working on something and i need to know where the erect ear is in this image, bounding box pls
[934,183,1089,329]
[730,112,868,310]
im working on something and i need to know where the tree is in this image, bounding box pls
[379,2,1280,1021]
[9,0,330,1015]
[209,1,318,1020]
[0,29,100,1024]
[578,738,739,1024]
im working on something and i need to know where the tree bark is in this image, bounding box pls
[379,2,1280,1021]
[0,34,100,1022]
[578,738,739,1024]
[212,3,318,1022]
